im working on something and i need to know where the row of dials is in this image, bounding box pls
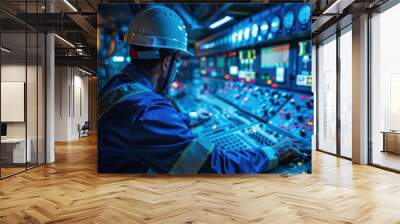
[199,4,311,51]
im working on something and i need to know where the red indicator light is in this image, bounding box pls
[271,84,279,88]
[171,81,179,88]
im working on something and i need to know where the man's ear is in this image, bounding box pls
[161,55,172,74]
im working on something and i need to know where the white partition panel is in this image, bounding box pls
[1,82,25,122]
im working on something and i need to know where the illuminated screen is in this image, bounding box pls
[261,44,290,68]
[207,58,215,67]
[226,52,238,76]
[276,67,285,83]
[229,66,238,75]
[239,71,256,80]
[200,57,207,75]
[217,56,225,68]
[296,74,312,86]
[239,49,256,61]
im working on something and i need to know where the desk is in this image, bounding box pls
[1,138,31,163]
[382,131,400,154]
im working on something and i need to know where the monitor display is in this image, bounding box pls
[216,56,225,69]
[296,74,312,87]
[238,71,256,81]
[229,66,238,75]
[261,44,290,68]
[226,51,238,76]
[276,67,285,83]
[200,57,207,75]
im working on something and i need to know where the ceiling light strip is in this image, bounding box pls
[1,47,11,53]
[63,0,78,12]
[54,34,75,48]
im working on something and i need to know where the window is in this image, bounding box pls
[371,3,400,171]
[339,28,352,158]
[317,36,337,154]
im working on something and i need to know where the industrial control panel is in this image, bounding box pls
[169,3,313,174]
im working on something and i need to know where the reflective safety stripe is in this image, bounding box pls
[98,82,150,120]
[169,138,214,174]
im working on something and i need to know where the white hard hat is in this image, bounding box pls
[125,5,193,56]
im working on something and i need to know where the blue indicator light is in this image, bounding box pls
[121,26,129,33]
[271,16,280,32]
[244,27,250,40]
[232,32,237,43]
[283,11,295,29]
[238,30,243,42]
[260,21,269,35]
[251,24,259,37]
[112,56,125,62]
[298,5,311,25]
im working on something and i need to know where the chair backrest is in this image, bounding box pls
[82,121,90,129]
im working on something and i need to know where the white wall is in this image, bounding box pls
[55,67,89,141]
[55,66,69,141]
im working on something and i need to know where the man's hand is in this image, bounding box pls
[272,137,303,162]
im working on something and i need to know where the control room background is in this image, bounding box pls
[97,3,313,174]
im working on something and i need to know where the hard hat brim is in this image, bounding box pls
[180,49,194,56]
[125,32,194,56]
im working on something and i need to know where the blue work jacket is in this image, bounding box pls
[98,64,278,174]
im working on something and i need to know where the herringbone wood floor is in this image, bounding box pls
[1,135,400,224]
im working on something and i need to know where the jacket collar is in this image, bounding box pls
[122,63,155,91]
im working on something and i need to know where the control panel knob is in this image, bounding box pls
[297,116,304,122]
[300,129,306,137]
[270,98,275,105]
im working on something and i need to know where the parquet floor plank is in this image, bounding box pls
[0,135,400,223]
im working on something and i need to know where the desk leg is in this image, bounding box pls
[382,133,386,153]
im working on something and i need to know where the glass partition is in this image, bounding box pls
[339,27,352,158]
[27,30,38,169]
[317,35,337,154]
[371,3,400,171]
[0,1,46,179]
[1,30,28,177]
[38,32,45,165]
